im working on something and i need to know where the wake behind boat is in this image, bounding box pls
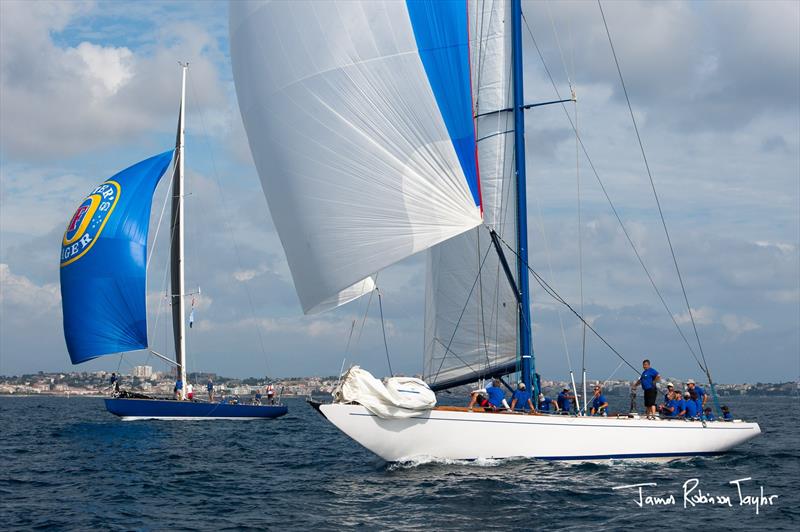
[230,0,760,460]
[59,65,286,421]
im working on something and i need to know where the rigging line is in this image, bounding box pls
[146,167,173,273]
[545,0,573,88]
[596,0,713,380]
[521,12,706,372]
[493,231,640,375]
[431,338,485,381]
[148,180,178,345]
[575,72,588,399]
[187,79,271,378]
[376,287,393,377]
[431,243,494,384]
[477,228,492,369]
[600,360,625,389]
[352,272,378,358]
[531,152,573,373]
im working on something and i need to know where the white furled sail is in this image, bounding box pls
[230,0,484,314]
[333,366,436,419]
[424,0,519,390]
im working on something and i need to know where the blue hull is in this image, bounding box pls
[105,398,288,420]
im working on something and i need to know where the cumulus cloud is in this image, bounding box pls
[0,0,229,160]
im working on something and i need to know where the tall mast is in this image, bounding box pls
[171,63,188,399]
[511,0,535,397]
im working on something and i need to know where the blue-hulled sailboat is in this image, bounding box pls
[60,65,287,421]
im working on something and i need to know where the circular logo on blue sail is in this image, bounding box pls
[61,180,121,267]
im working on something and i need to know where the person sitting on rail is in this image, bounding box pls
[703,407,715,421]
[538,393,558,413]
[557,387,575,414]
[686,379,707,411]
[659,390,680,417]
[468,379,508,411]
[663,382,675,403]
[683,391,700,419]
[510,382,535,412]
[254,389,262,405]
[590,385,609,416]
[721,405,733,421]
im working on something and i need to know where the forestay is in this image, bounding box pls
[60,151,174,364]
[333,366,436,419]
[424,0,518,390]
[229,0,483,314]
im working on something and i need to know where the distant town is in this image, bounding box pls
[0,367,796,399]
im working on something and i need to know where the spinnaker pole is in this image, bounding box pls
[511,0,535,397]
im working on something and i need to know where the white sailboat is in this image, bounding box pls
[229,0,760,460]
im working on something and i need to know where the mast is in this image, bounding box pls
[511,0,535,397]
[171,63,188,399]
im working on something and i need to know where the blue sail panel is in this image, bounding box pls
[60,150,174,364]
[406,0,481,208]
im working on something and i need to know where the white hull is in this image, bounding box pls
[318,404,761,462]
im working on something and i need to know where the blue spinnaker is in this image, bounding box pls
[60,150,174,364]
[407,0,480,208]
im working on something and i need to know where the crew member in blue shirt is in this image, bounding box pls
[721,405,733,421]
[590,386,609,416]
[683,391,700,418]
[659,390,678,417]
[538,393,558,412]
[634,359,660,417]
[254,389,263,405]
[510,382,534,412]
[703,407,715,421]
[468,379,508,411]
[207,378,215,402]
[557,387,574,414]
[686,379,707,411]
[173,378,183,400]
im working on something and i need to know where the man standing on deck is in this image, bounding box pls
[634,359,660,417]
[207,378,215,402]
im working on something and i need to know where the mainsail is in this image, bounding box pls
[229,0,484,314]
[424,0,519,390]
[60,150,174,364]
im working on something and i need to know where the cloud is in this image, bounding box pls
[0,0,229,160]
[0,263,59,313]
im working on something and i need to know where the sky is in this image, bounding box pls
[0,0,797,384]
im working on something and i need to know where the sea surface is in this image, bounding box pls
[1,394,798,530]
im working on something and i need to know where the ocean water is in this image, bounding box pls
[1,395,798,530]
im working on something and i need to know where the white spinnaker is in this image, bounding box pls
[230,0,482,314]
[424,0,518,388]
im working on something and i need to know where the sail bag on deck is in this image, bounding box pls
[333,366,436,419]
